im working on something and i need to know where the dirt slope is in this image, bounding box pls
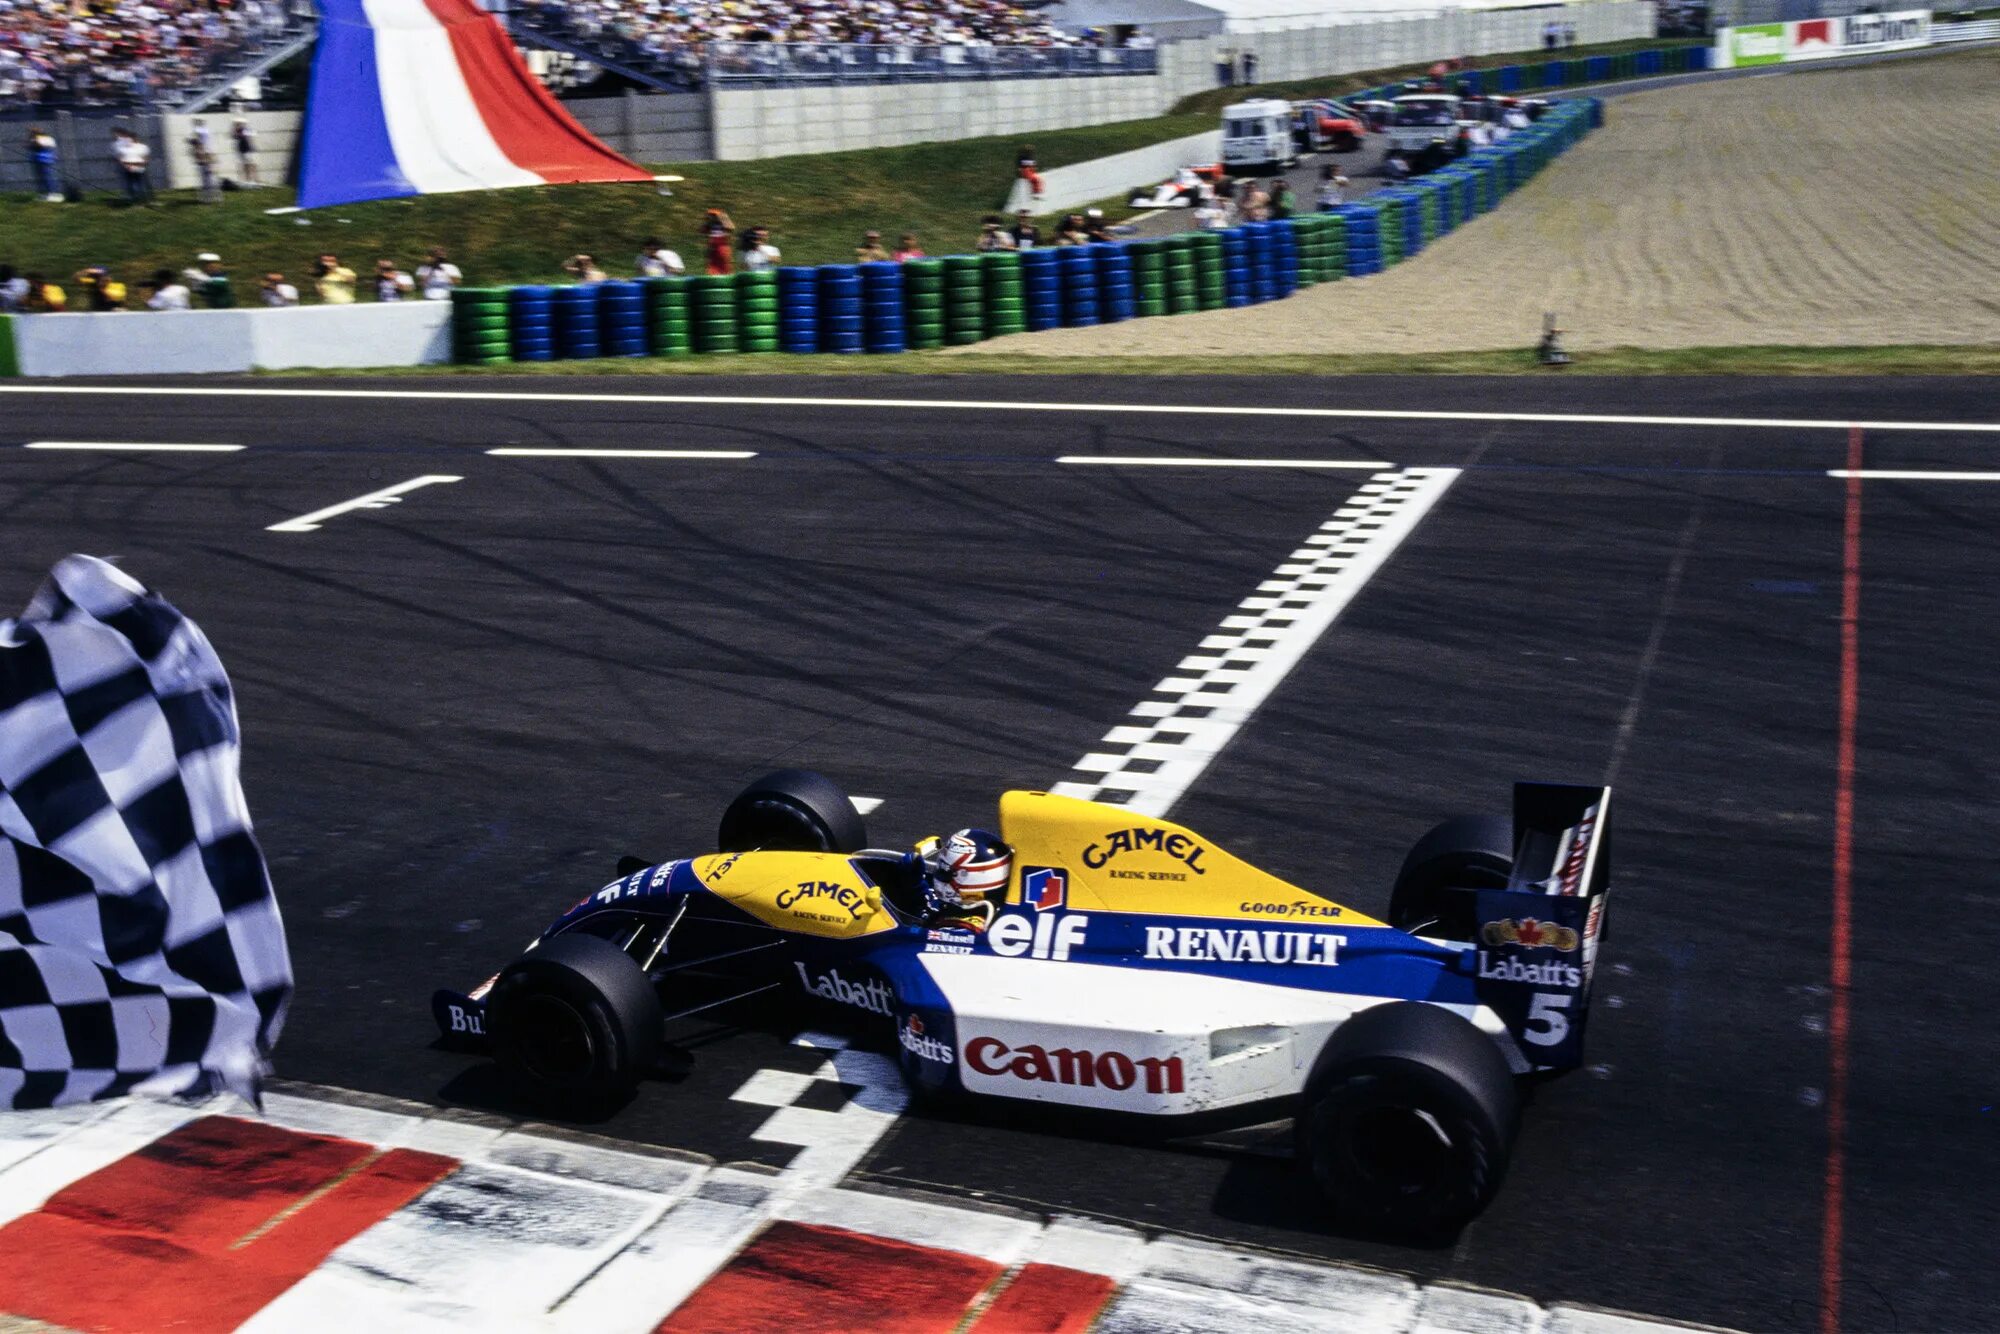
[961,47,2000,356]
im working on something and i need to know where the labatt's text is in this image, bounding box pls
[1477,952,1583,989]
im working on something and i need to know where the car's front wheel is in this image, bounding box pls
[1296,1002,1518,1240]
[487,933,663,1114]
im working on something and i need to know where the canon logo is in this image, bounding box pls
[964,1037,1185,1095]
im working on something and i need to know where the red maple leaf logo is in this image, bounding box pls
[1515,919,1546,947]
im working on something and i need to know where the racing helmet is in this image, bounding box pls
[924,828,1012,920]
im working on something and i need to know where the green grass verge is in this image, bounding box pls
[271,345,2000,378]
[1169,36,1703,116]
[0,114,1206,295]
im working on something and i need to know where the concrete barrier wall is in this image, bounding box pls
[1009,129,1223,215]
[8,303,452,377]
[564,91,711,163]
[708,74,1165,161]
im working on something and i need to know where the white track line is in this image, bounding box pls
[1058,456,1392,470]
[1827,469,2000,481]
[23,441,245,452]
[486,448,757,460]
[1,384,1995,433]
[1052,467,1458,817]
[267,474,463,533]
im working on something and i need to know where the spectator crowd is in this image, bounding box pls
[0,0,297,106]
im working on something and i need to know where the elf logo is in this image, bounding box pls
[987,911,1089,961]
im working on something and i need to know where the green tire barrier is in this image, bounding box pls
[1130,238,1168,316]
[450,286,510,365]
[904,257,945,351]
[692,274,739,354]
[943,255,984,348]
[0,314,17,378]
[1188,231,1225,311]
[982,251,1025,338]
[646,275,693,358]
[737,270,779,354]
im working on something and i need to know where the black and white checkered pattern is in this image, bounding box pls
[1051,469,1456,817]
[0,557,291,1109]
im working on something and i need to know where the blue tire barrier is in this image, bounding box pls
[509,284,553,360]
[1243,221,1276,303]
[778,267,817,354]
[859,261,906,352]
[817,264,863,355]
[1058,247,1100,327]
[1586,55,1611,82]
[1094,243,1135,323]
[1270,219,1299,297]
[597,281,646,358]
[553,284,601,360]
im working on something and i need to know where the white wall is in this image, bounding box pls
[11,303,453,377]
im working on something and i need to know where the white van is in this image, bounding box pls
[1383,94,1465,152]
[1220,99,1295,175]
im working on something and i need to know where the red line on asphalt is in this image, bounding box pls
[1822,425,1863,1334]
[971,1262,1119,1333]
[0,1116,455,1334]
[657,1221,1005,1333]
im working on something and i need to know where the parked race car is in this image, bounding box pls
[435,772,1612,1236]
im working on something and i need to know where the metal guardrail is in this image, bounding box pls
[1933,18,2000,40]
[701,41,1156,86]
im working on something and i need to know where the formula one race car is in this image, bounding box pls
[435,772,1611,1236]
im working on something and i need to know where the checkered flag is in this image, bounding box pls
[0,556,291,1109]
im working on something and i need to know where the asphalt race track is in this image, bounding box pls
[3,373,1996,1332]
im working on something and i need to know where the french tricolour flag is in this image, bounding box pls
[297,0,652,210]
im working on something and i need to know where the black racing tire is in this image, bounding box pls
[486,933,663,1114]
[1388,814,1514,942]
[717,769,868,853]
[1296,1002,1518,1240]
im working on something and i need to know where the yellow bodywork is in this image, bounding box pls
[690,850,898,938]
[998,791,1384,926]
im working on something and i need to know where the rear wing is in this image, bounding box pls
[1472,783,1611,1070]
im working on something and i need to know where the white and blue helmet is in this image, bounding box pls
[924,828,1012,921]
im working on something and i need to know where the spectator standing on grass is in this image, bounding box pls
[1241,50,1257,84]
[561,253,607,283]
[1543,20,1557,50]
[375,259,415,301]
[144,269,190,311]
[0,267,27,313]
[416,247,462,299]
[112,127,151,205]
[1316,164,1348,210]
[187,119,219,203]
[1566,23,1578,47]
[261,272,299,307]
[976,216,1015,252]
[1009,211,1040,250]
[73,267,124,311]
[637,237,684,276]
[701,208,736,275]
[232,118,259,186]
[740,226,780,270]
[893,233,925,261]
[1214,48,1232,86]
[194,254,234,308]
[1016,144,1043,201]
[25,274,66,313]
[1240,181,1270,223]
[25,128,60,203]
[1269,178,1295,220]
[855,231,891,263]
[314,253,357,304]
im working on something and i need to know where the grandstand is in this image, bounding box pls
[0,0,316,110]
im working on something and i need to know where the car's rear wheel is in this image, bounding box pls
[1388,814,1514,942]
[1296,1002,1518,1240]
[717,768,868,853]
[487,934,663,1114]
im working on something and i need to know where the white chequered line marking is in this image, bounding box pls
[1051,468,1459,818]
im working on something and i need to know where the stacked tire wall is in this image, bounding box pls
[455,98,1602,366]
